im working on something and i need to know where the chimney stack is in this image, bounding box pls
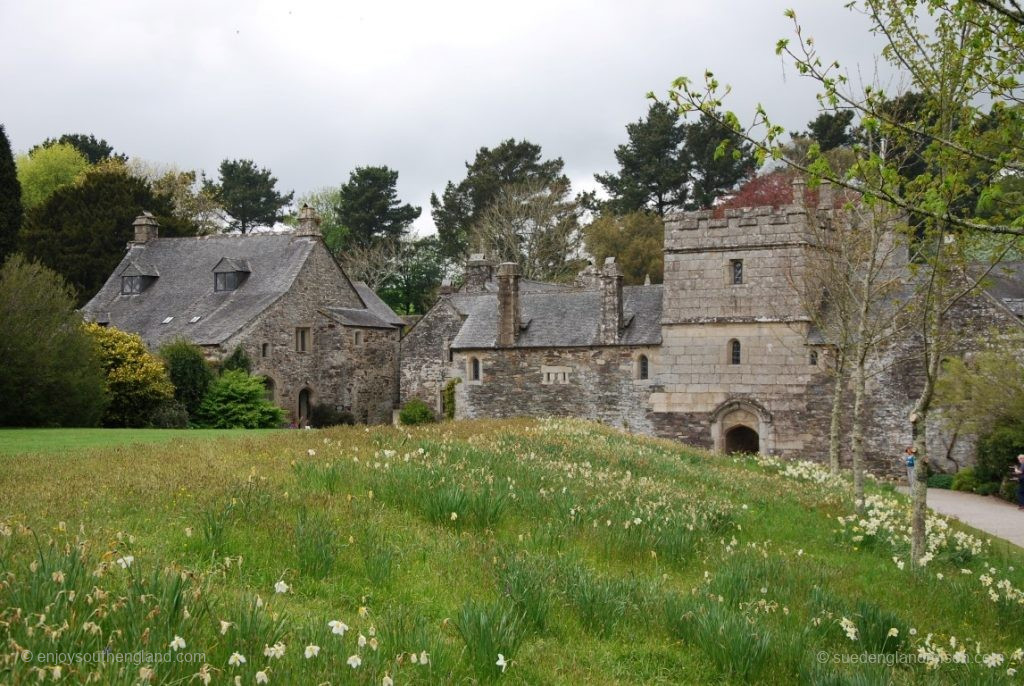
[791,176,807,208]
[463,253,495,293]
[574,262,602,289]
[599,257,623,344]
[296,204,322,237]
[818,180,834,211]
[133,212,159,243]
[496,262,521,348]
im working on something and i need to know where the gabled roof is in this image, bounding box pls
[324,307,397,329]
[212,257,251,273]
[83,234,317,347]
[449,285,663,349]
[353,282,406,328]
[119,261,159,278]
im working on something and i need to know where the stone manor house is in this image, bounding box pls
[83,207,404,425]
[401,185,1024,470]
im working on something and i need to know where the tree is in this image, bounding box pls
[159,339,214,418]
[469,181,583,282]
[582,212,664,284]
[32,133,124,165]
[716,168,799,213]
[204,159,294,233]
[341,239,401,291]
[595,102,690,216]
[0,124,22,263]
[378,235,445,314]
[668,0,1024,563]
[84,323,175,427]
[430,139,569,262]
[801,110,855,151]
[15,143,90,210]
[195,370,285,428]
[336,166,420,248]
[683,112,756,210]
[20,165,196,304]
[0,255,107,426]
[127,159,224,235]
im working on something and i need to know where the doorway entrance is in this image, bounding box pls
[725,425,760,454]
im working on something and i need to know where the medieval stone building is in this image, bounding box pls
[401,190,1024,470]
[83,208,404,425]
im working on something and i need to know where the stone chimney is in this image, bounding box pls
[791,176,806,208]
[463,253,495,293]
[599,257,623,345]
[574,262,602,289]
[133,212,159,243]
[296,204,322,237]
[818,180,834,211]
[496,262,521,348]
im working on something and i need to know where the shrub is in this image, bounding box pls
[194,370,285,428]
[84,323,174,427]
[159,339,213,417]
[976,482,1000,496]
[0,255,107,426]
[976,424,1024,484]
[1001,478,1018,504]
[221,346,252,374]
[442,377,461,420]
[149,400,189,428]
[399,397,435,425]
[927,473,954,489]
[309,403,354,428]
[951,468,981,493]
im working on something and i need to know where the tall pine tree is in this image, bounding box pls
[0,124,22,263]
[336,166,420,248]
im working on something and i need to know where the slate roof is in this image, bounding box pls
[980,262,1024,317]
[353,282,407,327]
[82,234,401,348]
[449,285,663,349]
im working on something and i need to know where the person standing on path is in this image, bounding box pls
[904,447,917,489]
[1013,454,1024,510]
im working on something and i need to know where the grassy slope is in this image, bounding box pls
[0,428,280,456]
[1,419,1023,685]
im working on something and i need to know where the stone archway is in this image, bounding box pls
[710,398,773,455]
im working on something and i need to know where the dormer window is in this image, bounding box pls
[122,276,144,294]
[212,257,250,293]
[119,261,158,295]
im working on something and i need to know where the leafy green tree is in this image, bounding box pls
[582,212,664,285]
[84,323,174,427]
[128,160,223,235]
[159,339,214,417]
[15,143,90,210]
[0,255,107,426]
[800,110,855,151]
[20,165,195,304]
[595,102,690,216]
[290,186,348,255]
[430,139,569,262]
[337,166,420,248]
[0,124,22,262]
[683,112,756,210]
[32,133,124,165]
[221,346,252,374]
[195,369,285,428]
[378,235,445,314]
[204,159,294,233]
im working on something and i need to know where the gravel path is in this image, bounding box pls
[912,487,1024,549]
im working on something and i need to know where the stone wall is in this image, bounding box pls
[453,346,660,433]
[223,240,398,424]
[399,298,465,415]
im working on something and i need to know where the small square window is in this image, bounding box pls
[121,275,143,294]
[215,272,240,292]
[295,327,310,352]
[730,259,743,285]
[354,331,363,346]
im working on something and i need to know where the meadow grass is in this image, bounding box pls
[1,418,1024,684]
[0,427,279,456]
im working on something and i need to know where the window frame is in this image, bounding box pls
[730,259,744,285]
[295,327,311,353]
[215,271,240,292]
[809,350,819,366]
[470,356,481,382]
[638,354,649,380]
[729,339,742,365]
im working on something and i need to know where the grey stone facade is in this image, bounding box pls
[400,195,1024,473]
[84,209,403,425]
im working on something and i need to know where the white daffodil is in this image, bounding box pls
[347,654,362,668]
[228,652,246,667]
[887,628,899,638]
[358,634,367,648]
[169,635,186,651]
[115,555,134,569]
[273,580,290,594]
[496,654,508,672]
[329,619,349,636]
[358,606,369,618]
[263,643,286,659]
[220,620,232,635]
[304,645,320,659]
[382,676,394,686]
[450,512,458,521]
[255,670,269,684]
[419,650,429,665]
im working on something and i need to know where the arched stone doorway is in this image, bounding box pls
[298,388,312,424]
[710,398,773,455]
[725,425,760,454]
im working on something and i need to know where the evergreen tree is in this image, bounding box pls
[20,166,196,304]
[595,102,690,216]
[684,112,756,209]
[377,235,445,314]
[159,339,214,418]
[0,124,22,263]
[336,166,420,248]
[430,139,569,262]
[32,133,124,165]
[801,110,856,151]
[204,159,294,233]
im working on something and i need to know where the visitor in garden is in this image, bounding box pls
[904,446,916,489]
[1014,455,1024,510]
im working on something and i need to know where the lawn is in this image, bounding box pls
[0,427,280,456]
[1,418,1023,685]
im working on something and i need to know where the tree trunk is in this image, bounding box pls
[828,354,845,475]
[850,351,868,512]
[910,358,938,565]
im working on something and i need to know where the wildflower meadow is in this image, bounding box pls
[3,419,1024,684]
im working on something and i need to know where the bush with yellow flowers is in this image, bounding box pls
[84,323,175,427]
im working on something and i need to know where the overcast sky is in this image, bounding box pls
[1,1,891,234]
